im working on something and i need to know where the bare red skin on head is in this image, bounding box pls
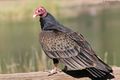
[33,6,47,17]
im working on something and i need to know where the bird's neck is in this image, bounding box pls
[39,13,61,31]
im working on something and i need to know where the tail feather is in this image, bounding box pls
[86,68,98,78]
[63,68,114,79]
[86,68,106,78]
[86,67,114,79]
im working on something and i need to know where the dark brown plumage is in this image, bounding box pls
[33,7,114,79]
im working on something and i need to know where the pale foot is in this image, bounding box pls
[48,67,61,76]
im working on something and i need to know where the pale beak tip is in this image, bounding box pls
[33,14,36,18]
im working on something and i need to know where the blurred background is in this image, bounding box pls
[0,0,120,74]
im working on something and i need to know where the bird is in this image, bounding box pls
[33,6,114,80]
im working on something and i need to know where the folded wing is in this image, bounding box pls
[40,31,98,69]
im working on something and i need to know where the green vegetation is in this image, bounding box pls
[0,1,120,73]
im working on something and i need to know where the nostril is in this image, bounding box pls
[38,10,40,12]
[40,9,43,12]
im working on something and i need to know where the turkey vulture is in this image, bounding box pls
[33,6,114,79]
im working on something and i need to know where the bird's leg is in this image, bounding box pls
[48,59,60,76]
[62,66,68,72]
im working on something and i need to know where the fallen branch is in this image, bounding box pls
[0,67,119,80]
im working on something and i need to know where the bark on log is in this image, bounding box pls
[0,67,119,80]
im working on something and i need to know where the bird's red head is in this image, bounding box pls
[33,6,47,18]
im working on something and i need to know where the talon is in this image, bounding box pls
[48,71,57,76]
[48,68,61,76]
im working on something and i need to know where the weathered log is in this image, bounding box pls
[0,67,119,80]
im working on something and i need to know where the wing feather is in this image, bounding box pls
[40,31,80,58]
[40,31,98,70]
[66,32,98,62]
